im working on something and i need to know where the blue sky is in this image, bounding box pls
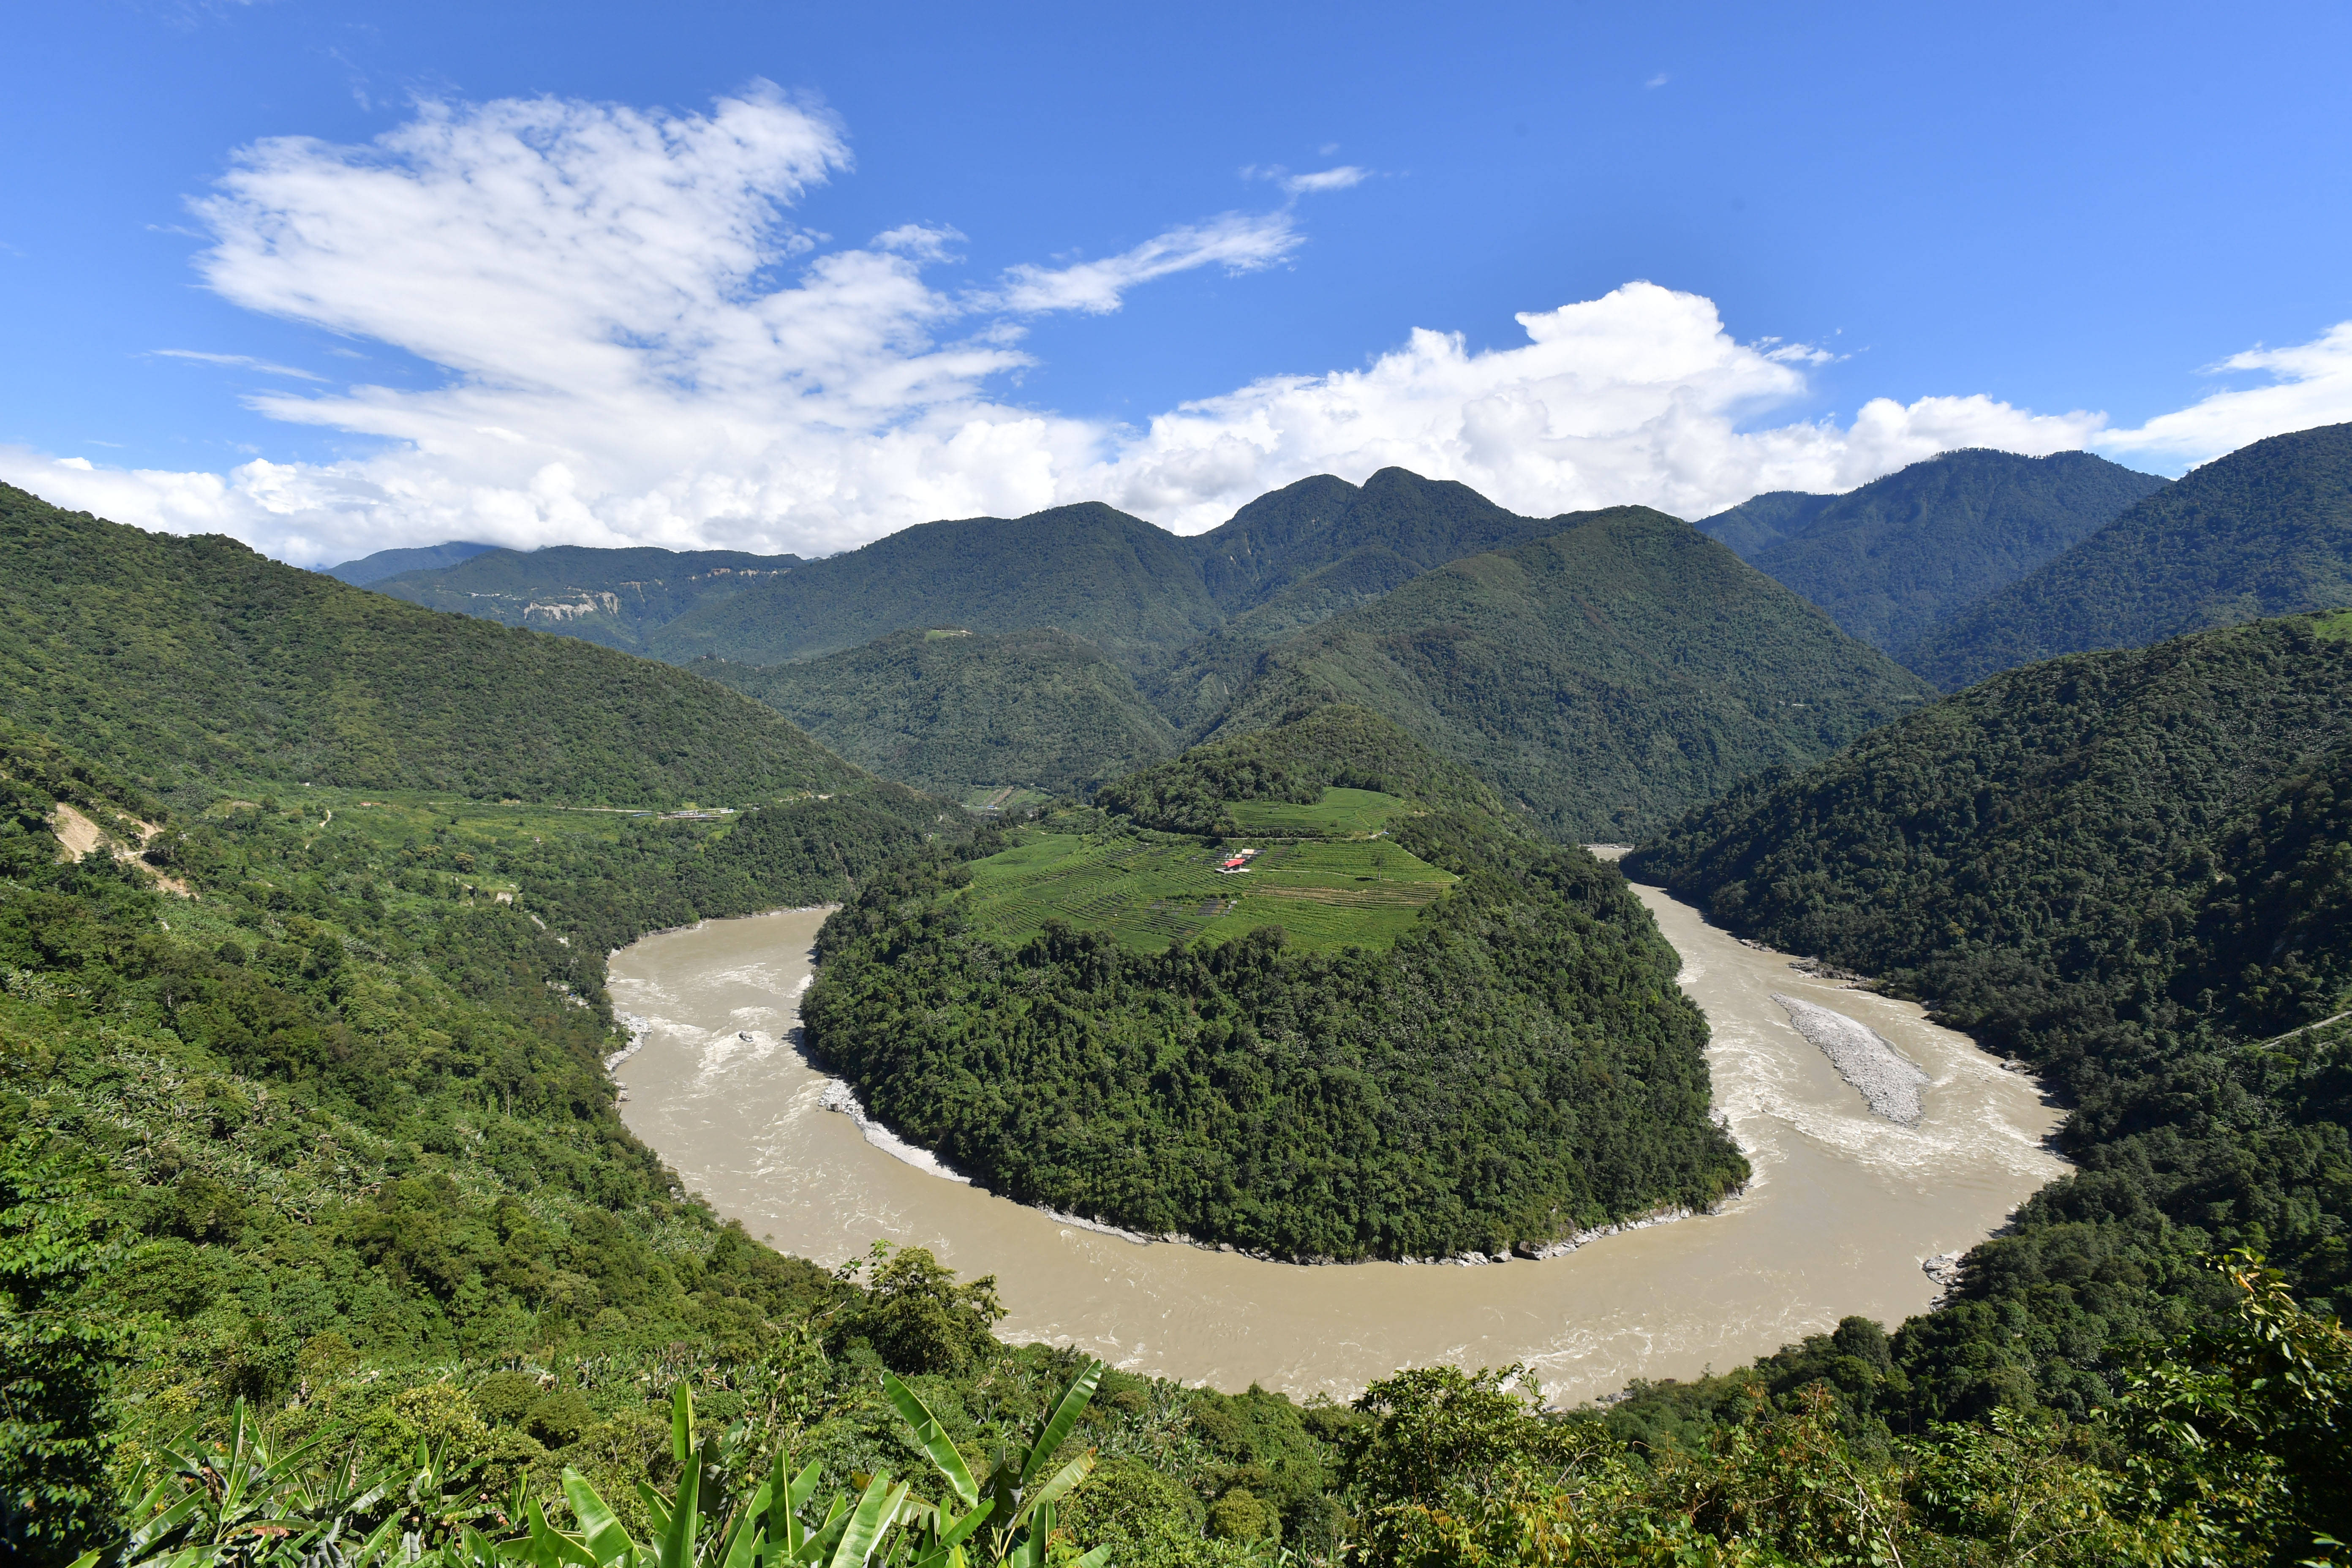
[6,0,2350,564]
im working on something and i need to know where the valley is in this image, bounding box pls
[6,422,2351,1564]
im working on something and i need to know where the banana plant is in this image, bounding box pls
[882,1359,1113,1568]
[531,1383,914,1568]
[118,1398,390,1568]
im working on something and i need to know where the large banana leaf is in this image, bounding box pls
[883,1373,979,1508]
[562,1468,638,1566]
[1018,1362,1103,1488]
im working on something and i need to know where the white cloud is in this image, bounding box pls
[992,211,1300,314]
[153,349,324,381]
[1079,283,2106,530]
[2095,321,2352,468]
[9,84,2350,566]
[1646,73,1671,88]
[1280,166,1367,196]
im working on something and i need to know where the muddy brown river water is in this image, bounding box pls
[609,885,2065,1406]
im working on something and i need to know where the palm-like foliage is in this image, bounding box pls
[96,1361,1115,1568]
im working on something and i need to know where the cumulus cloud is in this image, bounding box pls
[1079,283,2106,531]
[7,84,2349,566]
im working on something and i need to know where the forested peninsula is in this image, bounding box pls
[803,710,1748,1261]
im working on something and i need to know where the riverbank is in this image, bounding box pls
[608,891,2066,1405]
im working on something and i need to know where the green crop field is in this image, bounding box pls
[1222,785,1408,836]
[957,820,1456,954]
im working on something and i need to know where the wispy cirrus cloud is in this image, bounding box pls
[992,210,1301,315]
[152,348,324,380]
[7,84,2349,566]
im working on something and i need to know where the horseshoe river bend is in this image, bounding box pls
[608,879,2066,1407]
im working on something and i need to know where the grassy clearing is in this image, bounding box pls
[1222,786,1408,837]
[2308,607,2352,641]
[956,819,1455,955]
[960,783,1054,814]
[190,781,738,904]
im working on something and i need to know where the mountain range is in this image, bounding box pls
[369,544,802,654]
[1696,449,2168,655]
[1902,421,2352,688]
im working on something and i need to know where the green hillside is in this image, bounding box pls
[803,709,1746,1261]
[1902,421,2352,688]
[1214,508,1933,840]
[368,544,800,652]
[0,485,860,807]
[1184,467,1566,612]
[694,626,1178,800]
[1701,449,2167,652]
[1625,611,2352,1412]
[648,502,1222,674]
[1097,700,1513,834]
[1693,490,1833,559]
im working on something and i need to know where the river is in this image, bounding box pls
[608,886,2065,1406]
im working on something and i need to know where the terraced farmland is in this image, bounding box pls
[1222,786,1408,837]
[957,822,1456,954]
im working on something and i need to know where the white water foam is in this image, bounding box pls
[817,1080,972,1184]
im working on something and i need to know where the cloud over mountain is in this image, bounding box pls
[6,85,2349,562]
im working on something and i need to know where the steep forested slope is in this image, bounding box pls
[1626,610,2352,1415]
[1184,467,1567,611]
[648,502,1222,674]
[1095,702,1510,834]
[1700,449,2166,653]
[697,627,1178,800]
[1903,422,2352,689]
[0,485,859,806]
[803,709,1748,1262]
[1215,508,1932,840]
[369,544,800,652]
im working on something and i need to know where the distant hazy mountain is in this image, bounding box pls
[1698,449,2167,654]
[1903,423,2352,690]
[0,483,859,805]
[1214,508,1933,840]
[370,544,802,653]
[358,471,1584,707]
[323,539,497,585]
[647,503,1222,675]
[698,626,1178,800]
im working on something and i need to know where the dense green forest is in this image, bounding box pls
[1096,703,1511,836]
[699,628,1178,802]
[1903,421,2352,689]
[1213,508,1932,840]
[1625,612,2352,1430]
[0,485,862,807]
[370,545,802,653]
[1696,449,2166,654]
[801,711,1747,1261]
